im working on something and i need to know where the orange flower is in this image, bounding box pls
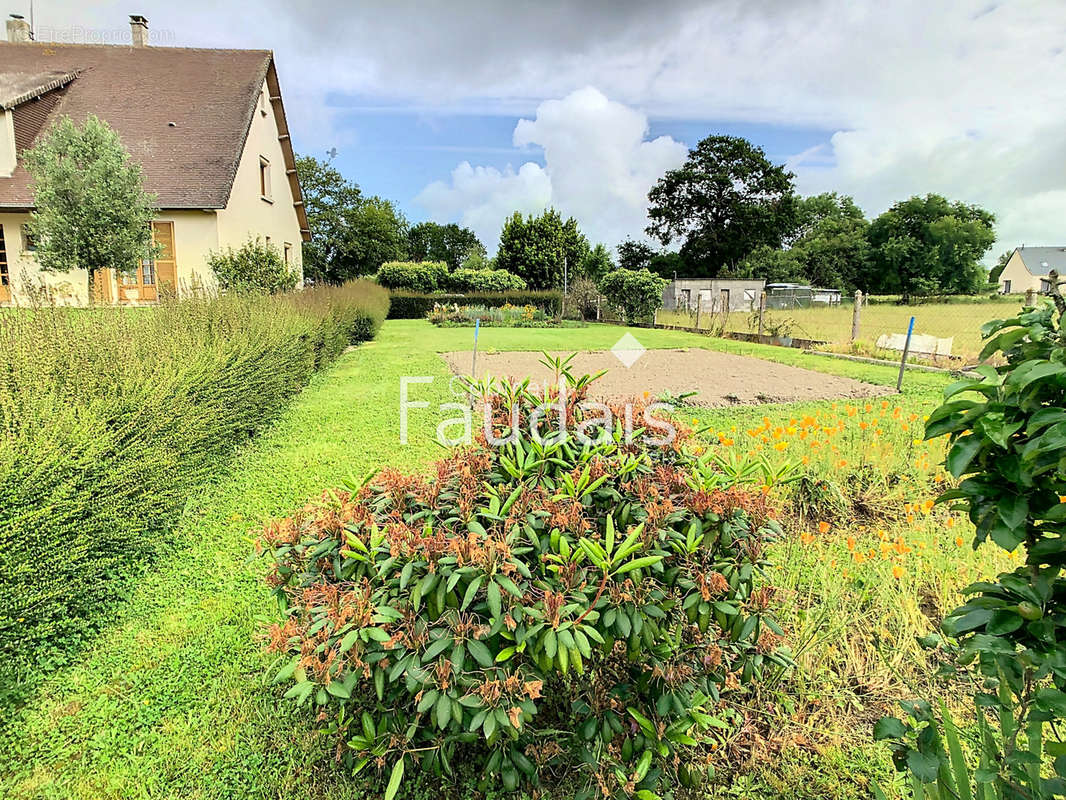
[818,521,831,534]
[800,532,815,546]
[955,536,964,547]
[892,565,904,579]
[846,535,856,551]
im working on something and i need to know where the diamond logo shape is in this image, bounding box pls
[610,332,646,368]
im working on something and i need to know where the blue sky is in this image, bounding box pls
[322,101,837,236]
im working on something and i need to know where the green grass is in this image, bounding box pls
[0,320,972,799]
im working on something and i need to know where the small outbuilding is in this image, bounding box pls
[662,279,765,313]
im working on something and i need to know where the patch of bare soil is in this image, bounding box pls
[440,349,893,408]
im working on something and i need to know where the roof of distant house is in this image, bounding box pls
[0,41,307,235]
[1015,246,1066,277]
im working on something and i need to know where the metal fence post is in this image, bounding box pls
[757,291,766,338]
[896,316,915,392]
[851,290,863,342]
[694,295,701,331]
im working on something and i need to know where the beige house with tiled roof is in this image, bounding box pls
[997,246,1066,296]
[0,14,309,305]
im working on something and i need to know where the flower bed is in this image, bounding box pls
[428,301,565,327]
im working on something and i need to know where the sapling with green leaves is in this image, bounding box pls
[23,114,157,297]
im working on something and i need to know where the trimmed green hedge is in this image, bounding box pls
[387,290,563,319]
[0,280,388,700]
[377,262,529,293]
[447,267,527,292]
[377,261,449,292]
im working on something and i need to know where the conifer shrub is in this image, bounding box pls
[260,368,790,798]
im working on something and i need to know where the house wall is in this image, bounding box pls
[0,110,16,178]
[0,210,221,306]
[215,79,304,282]
[156,210,220,295]
[998,250,1042,294]
[0,211,90,305]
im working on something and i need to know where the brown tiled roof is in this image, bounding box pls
[0,69,78,109]
[0,42,309,237]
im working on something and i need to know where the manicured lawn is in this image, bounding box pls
[0,320,991,799]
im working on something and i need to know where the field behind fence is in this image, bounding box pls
[657,293,1029,364]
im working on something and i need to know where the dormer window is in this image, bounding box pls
[259,156,272,201]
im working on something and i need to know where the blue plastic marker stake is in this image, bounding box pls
[471,320,479,379]
[897,315,915,392]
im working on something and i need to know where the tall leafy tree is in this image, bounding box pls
[729,245,807,285]
[648,251,686,280]
[296,155,408,281]
[347,196,409,278]
[864,194,996,301]
[577,243,614,283]
[407,222,485,271]
[495,208,588,290]
[646,135,797,277]
[23,115,156,295]
[616,238,655,272]
[791,193,870,290]
[295,154,363,283]
[726,193,870,290]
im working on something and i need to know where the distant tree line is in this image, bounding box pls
[639,135,997,300]
[298,133,998,303]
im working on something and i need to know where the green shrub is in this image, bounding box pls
[260,371,790,798]
[446,268,527,293]
[599,268,667,323]
[876,297,1066,798]
[0,280,388,702]
[377,261,449,292]
[209,237,299,294]
[387,290,563,319]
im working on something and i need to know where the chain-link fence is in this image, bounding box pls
[656,289,1042,366]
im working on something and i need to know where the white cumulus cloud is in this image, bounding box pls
[415,87,688,251]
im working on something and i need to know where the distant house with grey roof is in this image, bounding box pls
[997,246,1066,295]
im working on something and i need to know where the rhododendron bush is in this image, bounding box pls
[259,367,791,799]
